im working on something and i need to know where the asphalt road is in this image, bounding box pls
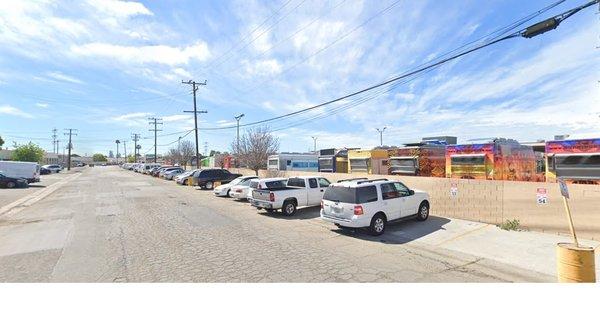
[0,166,551,282]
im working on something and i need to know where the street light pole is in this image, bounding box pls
[115,140,120,164]
[235,114,245,159]
[376,127,387,146]
[311,136,317,154]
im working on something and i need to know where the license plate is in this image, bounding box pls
[332,206,343,213]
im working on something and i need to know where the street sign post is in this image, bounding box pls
[558,178,577,246]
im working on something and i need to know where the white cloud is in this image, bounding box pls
[0,105,34,118]
[85,0,153,18]
[71,42,211,66]
[45,71,85,84]
[242,59,282,77]
[36,103,49,108]
[161,114,191,122]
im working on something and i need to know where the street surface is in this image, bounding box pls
[0,166,559,282]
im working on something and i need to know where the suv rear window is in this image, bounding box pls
[323,185,378,204]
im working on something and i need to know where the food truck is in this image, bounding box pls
[267,153,318,172]
[545,138,600,184]
[348,149,389,174]
[388,141,446,177]
[317,148,355,173]
[445,138,538,181]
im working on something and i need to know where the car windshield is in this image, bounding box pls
[230,177,244,185]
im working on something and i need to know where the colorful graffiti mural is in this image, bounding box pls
[446,139,539,181]
[545,138,600,184]
[387,145,445,177]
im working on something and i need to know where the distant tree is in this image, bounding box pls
[12,142,45,163]
[0,135,4,150]
[93,153,107,162]
[108,150,114,158]
[180,140,195,169]
[165,147,181,165]
[127,155,135,163]
[215,152,229,169]
[232,126,279,175]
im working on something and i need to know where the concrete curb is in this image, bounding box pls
[0,173,82,217]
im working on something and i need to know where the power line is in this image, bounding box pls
[201,0,296,72]
[241,0,405,93]
[196,0,595,132]
[211,0,309,70]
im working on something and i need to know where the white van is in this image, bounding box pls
[0,161,41,183]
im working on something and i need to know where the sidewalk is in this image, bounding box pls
[388,217,600,279]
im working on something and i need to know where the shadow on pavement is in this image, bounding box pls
[257,205,321,220]
[28,185,46,188]
[332,216,451,245]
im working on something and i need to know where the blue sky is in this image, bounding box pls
[0,0,598,157]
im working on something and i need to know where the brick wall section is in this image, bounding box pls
[231,168,600,240]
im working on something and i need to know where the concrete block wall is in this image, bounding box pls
[231,168,600,240]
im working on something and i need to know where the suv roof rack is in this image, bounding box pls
[337,177,369,183]
[357,178,389,184]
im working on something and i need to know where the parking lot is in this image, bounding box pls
[2,166,597,282]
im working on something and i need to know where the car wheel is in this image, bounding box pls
[205,181,214,190]
[416,201,430,221]
[226,189,231,197]
[369,213,386,236]
[282,200,297,216]
[6,181,16,189]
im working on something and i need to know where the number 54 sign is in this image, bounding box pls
[536,188,548,205]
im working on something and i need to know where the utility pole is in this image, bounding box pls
[311,136,317,154]
[64,129,77,170]
[56,139,60,164]
[132,133,140,163]
[148,117,163,163]
[182,79,207,169]
[235,114,245,156]
[115,140,120,164]
[204,141,208,157]
[52,128,57,154]
[123,140,127,163]
[376,127,387,147]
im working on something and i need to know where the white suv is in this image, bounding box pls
[320,178,430,236]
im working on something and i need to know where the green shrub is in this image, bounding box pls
[498,219,521,231]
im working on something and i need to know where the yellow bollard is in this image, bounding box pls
[557,243,596,283]
[214,181,221,187]
[187,177,193,186]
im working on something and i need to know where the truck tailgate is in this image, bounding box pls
[252,189,271,201]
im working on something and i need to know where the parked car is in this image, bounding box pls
[175,169,199,185]
[158,167,181,178]
[213,175,258,197]
[0,161,41,183]
[163,168,185,180]
[320,178,430,236]
[230,177,260,200]
[141,163,160,174]
[251,176,331,216]
[42,164,62,173]
[191,169,242,190]
[40,167,51,175]
[0,171,29,188]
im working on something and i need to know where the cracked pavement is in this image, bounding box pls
[0,166,552,282]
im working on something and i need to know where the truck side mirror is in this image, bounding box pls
[409,189,415,196]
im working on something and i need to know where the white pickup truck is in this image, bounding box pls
[251,176,332,216]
